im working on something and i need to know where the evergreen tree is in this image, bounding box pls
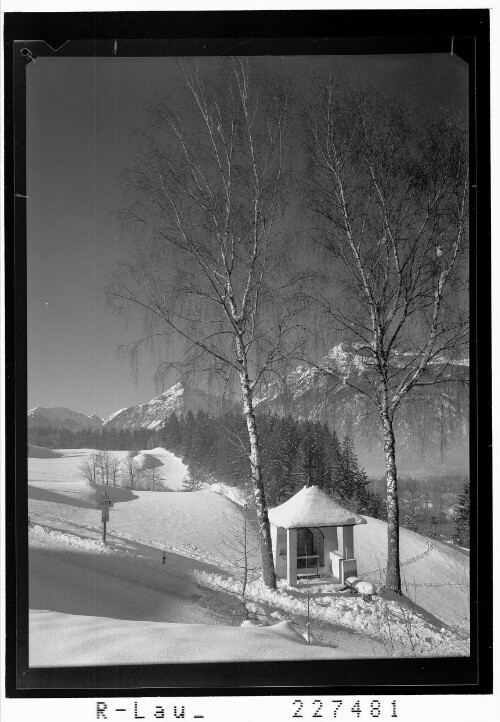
[163,412,182,451]
[278,416,303,499]
[188,411,217,477]
[259,414,294,505]
[337,435,370,511]
[181,410,196,458]
[322,426,343,496]
[208,412,249,486]
[364,491,387,520]
[453,477,470,547]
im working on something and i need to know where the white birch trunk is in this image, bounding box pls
[382,413,402,594]
[238,367,277,590]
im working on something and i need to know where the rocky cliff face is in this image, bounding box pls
[254,343,469,477]
[102,383,218,431]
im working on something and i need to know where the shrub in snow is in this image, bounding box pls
[181,474,204,492]
[246,601,268,617]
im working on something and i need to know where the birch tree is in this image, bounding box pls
[307,81,469,593]
[79,452,99,487]
[106,59,304,588]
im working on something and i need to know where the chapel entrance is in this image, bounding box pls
[297,527,324,577]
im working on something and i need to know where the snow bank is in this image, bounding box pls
[30,611,349,666]
[30,524,116,554]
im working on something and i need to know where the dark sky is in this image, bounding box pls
[27,52,468,419]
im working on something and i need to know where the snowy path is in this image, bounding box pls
[360,531,435,576]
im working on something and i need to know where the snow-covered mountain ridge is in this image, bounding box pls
[27,384,218,433]
[255,342,469,406]
[102,383,218,431]
[28,406,103,432]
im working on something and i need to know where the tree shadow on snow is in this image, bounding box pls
[28,484,139,509]
[93,485,139,504]
[28,485,98,509]
[29,546,199,623]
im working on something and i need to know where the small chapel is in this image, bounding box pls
[268,485,367,586]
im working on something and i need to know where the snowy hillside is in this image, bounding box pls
[28,446,187,490]
[28,406,103,431]
[28,448,469,666]
[103,383,219,430]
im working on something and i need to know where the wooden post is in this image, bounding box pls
[99,493,112,544]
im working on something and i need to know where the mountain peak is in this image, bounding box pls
[103,383,216,431]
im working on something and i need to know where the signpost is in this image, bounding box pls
[97,491,114,543]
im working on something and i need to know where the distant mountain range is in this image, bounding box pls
[28,344,469,476]
[28,407,103,432]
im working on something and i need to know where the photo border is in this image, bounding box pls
[3,8,492,696]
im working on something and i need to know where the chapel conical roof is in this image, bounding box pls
[268,485,367,529]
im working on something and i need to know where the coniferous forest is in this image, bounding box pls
[28,410,386,519]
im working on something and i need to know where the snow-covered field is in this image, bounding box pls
[28,447,470,666]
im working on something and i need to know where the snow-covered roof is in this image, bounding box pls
[268,486,367,529]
